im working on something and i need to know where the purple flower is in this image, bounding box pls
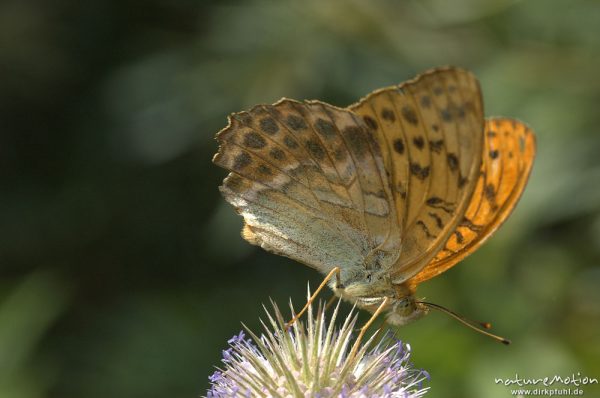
[206,297,429,397]
[227,331,247,345]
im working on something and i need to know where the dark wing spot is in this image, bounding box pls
[484,184,498,211]
[420,96,432,108]
[333,147,347,161]
[393,138,405,154]
[454,230,464,244]
[426,197,454,213]
[305,139,326,160]
[428,212,444,229]
[461,217,483,232]
[488,130,497,138]
[489,149,499,159]
[447,153,459,171]
[485,184,499,211]
[283,135,299,149]
[233,152,251,169]
[413,136,425,150]
[260,118,279,135]
[315,118,336,139]
[458,175,468,188]
[381,108,396,122]
[365,129,380,153]
[258,164,272,175]
[416,220,435,239]
[269,147,286,161]
[244,132,267,149]
[363,115,378,130]
[238,113,253,125]
[430,139,444,153]
[396,183,407,199]
[457,105,466,119]
[410,163,430,180]
[426,197,442,205]
[344,126,368,159]
[286,115,307,130]
[441,108,453,122]
[432,124,439,132]
[224,174,244,192]
[433,86,444,96]
[402,105,419,125]
[484,184,495,201]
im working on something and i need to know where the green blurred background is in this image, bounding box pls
[1,0,599,397]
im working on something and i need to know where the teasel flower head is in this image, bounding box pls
[206,295,430,397]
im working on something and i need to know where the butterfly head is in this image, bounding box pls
[384,296,429,326]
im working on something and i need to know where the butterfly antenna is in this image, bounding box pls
[417,301,511,345]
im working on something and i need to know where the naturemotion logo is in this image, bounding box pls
[494,372,598,396]
[494,373,598,388]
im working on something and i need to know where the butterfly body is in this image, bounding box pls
[213,67,535,327]
[332,273,427,326]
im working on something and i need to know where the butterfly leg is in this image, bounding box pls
[285,266,341,329]
[348,297,390,361]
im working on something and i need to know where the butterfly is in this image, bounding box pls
[212,67,535,339]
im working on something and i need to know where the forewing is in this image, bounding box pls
[409,118,536,285]
[213,99,401,273]
[350,67,484,283]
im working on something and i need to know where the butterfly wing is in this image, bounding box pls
[409,117,536,285]
[349,67,484,283]
[213,99,402,274]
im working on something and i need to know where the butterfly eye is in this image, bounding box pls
[366,273,372,282]
[397,298,410,308]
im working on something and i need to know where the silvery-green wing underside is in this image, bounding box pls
[213,99,402,275]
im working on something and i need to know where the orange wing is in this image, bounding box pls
[349,67,484,283]
[408,117,536,285]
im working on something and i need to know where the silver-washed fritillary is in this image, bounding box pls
[212,67,535,341]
